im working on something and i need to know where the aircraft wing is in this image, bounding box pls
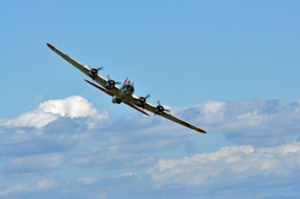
[158,111,206,133]
[130,97,206,133]
[85,79,113,96]
[47,43,107,87]
[123,102,150,116]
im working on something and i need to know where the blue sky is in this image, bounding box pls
[1,1,300,198]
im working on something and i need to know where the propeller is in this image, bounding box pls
[105,73,111,80]
[155,99,170,113]
[138,94,151,107]
[96,66,104,71]
[105,73,120,83]
[141,94,151,102]
[145,94,151,99]
[90,66,104,75]
[157,99,161,105]
[105,73,121,89]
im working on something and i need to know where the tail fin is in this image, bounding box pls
[123,77,129,85]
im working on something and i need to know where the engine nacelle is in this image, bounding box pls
[155,105,164,114]
[88,67,103,79]
[136,97,146,107]
[90,68,98,75]
[137,94,151,108]
[105,80,116,89]
[112,97,122,104]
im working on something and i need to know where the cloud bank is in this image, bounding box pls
[1,96,108,129]
[176,99,300,145]
[1,96,300,199]
[148,142,300,187]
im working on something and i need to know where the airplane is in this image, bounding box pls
[46,43,206,134]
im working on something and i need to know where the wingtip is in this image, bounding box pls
[197,128,207,134]
[46,43,55,50]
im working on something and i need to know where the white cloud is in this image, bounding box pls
[202,101,226,123]
[76,177,99,185]
[5,153,63,174]
[0,184,28,196]
[2,96,108,129]
[175,99,300,145]
[0,177,56,196]
[118,172,139,178]
[1,97,300,198]
[148,142,300,187]
[70,146,157,168]
[36,177,57,190]
[95,192,108,199]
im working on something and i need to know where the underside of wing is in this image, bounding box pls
[124,102,150,116]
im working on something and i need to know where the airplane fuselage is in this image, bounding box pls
[111,84,135,104]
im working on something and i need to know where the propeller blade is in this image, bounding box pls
[97,66,104,71]
[165,109,171,112]
[106,73,111,80]
[145,94,151,99]
[105,73,120,85]
[157,99,161,106]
